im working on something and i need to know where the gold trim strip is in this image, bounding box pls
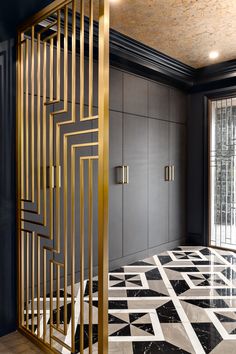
[31,26,35,202]
[25,39,29,200]
[31,232,35,334]
[80,157,85,354]
[80,0,85,121]
[88,159,93,353]
[89,0,94,118]
[98,1,110,353]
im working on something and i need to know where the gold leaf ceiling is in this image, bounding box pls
[79,0,236,68]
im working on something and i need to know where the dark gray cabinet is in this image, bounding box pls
[148,119,169,248]
[169,123,186,242]
[107,72,187,266]
[170,88,187,123]
[109,111,123,261]
[148,81,169,121]
[123,114,148,256]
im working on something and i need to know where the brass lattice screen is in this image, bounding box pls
[16,0,109,353]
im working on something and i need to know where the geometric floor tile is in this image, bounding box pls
[22,246,236,353]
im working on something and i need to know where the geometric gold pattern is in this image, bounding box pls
[16,1,110,353]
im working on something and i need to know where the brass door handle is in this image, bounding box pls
[165,165,175,182]
[171,165,175,181]
[116,165,129,184]
[165,166,169,181]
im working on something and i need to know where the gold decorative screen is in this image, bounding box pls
[16,0,109,353]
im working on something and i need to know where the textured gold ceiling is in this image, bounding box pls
[80,0,236,68]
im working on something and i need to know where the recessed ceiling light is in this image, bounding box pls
[110,0,120,3]
[209,51,219,60]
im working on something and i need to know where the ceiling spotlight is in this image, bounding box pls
[209,51,219,60]
[110,0,119,3]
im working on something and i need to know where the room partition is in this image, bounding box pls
[16,0,110,352]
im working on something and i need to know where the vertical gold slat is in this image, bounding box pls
[50,37,53,101]
[43,248,47,342]
[49,261,53,346]
[56,264,60,328]
[17,32,24,328]
[37,33,41,213]
[98,0,110,353]
[89,0,94,117]
[64,5,68,109]
[31,232,35,334]
[71,148,75,351]
[56,129,60,251]
[80,157,85,354]
[80,0,85,120]
[25,39,29,200]
[43,42,47,225]
[57,10,61,101]
[72,0,76,123]
[20,39,24,200]
[62,8,69,331]
[21,232,25,326]
[31,26,35,202]
[88,159,93,354]
[26,232,29,330]
[70,1,76,350]
[37,237,40,338]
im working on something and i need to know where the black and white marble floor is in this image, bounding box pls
[29,246,236,353]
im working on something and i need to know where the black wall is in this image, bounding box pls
[0,0,53,337]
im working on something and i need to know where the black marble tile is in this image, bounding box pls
[166,267,199,273]
[132,341,191,353]
[84,281,98,296]
[156,300,181,323]
[183,299,229,308]
[216,288,236,296]
[129,260,154,266]
[216,312,236,323]
[158,255,172,265]
[127,289,167,297]
[109,314,128,324]
[91,300,128,309]
[48,303,72,325]
[129,313,149,323]
[221,254,236,265]
[110,324,131,337]
[192,261,223,265]
[192,322,223,353]
[145,268,162,280]
[200,248,213,255]
[170,280,190,296]
[132,323,154,335]
[222,267,236,280]
[74,324,98,352]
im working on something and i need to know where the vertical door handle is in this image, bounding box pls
[171,165,175,181]
[165,166,169,181]
[116,165,129,184]
[124,165,129,184]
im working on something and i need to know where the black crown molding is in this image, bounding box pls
[45,10,236,93]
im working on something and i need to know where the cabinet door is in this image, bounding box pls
[170,88,187,124]
[149,119,169,248]
[169,123,186,242]
[109,111,123,261]
[123,114,148,256]
[148,81,169,121]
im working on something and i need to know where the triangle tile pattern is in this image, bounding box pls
[29,246,236,353]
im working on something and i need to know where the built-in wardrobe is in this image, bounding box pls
[109,69,187,268]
